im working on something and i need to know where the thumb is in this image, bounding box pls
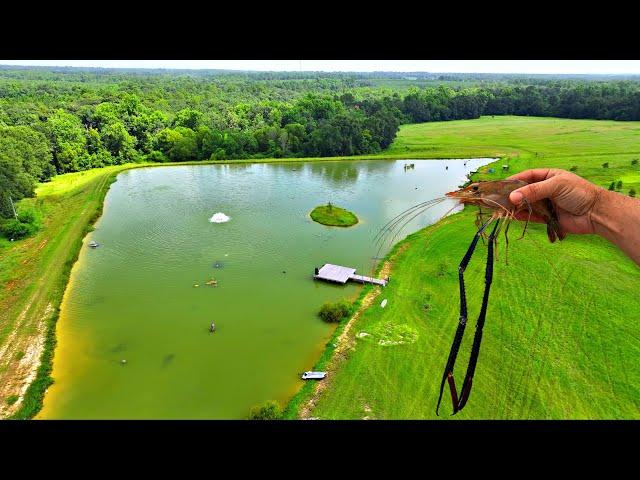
[509,177,560,205]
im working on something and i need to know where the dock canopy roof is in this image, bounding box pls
[314,264,356,284]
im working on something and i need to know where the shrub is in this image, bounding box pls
[249,400,282,420]
[569,165,578,172]
[146,150,170,163]
[17,208,38,225]
[608,182,615,191]
[1,219,36,239]
[209,148,227,161]
[0,207,41,240]
[630,188,636,198]
[632,159,638,165]
[616,180,622,190]
[602,162,609,168]
[6,395,19,406]
[318,300,352,323]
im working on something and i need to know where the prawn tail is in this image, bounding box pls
[544,198,566,243]
[546,218,565,243]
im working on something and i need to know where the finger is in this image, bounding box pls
[507,168,552,183]
[509,176,562,205]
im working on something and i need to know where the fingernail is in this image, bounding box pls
[510,191,523,204]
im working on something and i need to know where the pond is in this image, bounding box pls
[39,158,494,419]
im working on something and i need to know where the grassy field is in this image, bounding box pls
[289,116,640,419]
[310,203,359,227]
[387,116,640,193]
[2,116,640,419]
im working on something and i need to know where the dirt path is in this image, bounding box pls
[298,243,410,419]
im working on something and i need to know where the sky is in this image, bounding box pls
[1,60,640,74]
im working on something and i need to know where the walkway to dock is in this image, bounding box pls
[349,273,387,286]
[313,263,388,287]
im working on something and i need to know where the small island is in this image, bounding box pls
[310,202,359,227]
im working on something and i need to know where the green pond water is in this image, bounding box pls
[39,158,493,419]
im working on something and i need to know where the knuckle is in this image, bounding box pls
[525,183,540,199]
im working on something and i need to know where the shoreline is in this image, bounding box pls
[291,241,411,419]
[6,170,124,419]
[2,155,500,420]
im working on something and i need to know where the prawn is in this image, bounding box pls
[371,179,565,416]
[435,179,565,415]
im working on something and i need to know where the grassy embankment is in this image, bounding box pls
[310,204,359,227]
[2,116,640,419]
[286,116,640,419]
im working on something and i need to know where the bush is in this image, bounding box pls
[146,150,170,163]
[249,400,282,420]
[569,165,578,172]
[209,148,227,161]
[6,395,19,406]
[616,180,623,190]
[0,207,41,240]
[608,182,615,191]
[602,162,609,168]
[318,300,352,323]
[1,218,37,239]
[632,159,638,166]
[630,188,636,198]
[17,208,38,225]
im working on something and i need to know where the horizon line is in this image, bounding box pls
[1,64,640,76]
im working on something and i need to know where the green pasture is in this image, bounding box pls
[292,116,640,419]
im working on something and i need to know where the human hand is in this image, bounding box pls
[507,168,604,235]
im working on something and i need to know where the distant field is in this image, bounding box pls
[387,116,640,192]
[290,116,640,419]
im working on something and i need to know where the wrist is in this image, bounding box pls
[590,188,626,240]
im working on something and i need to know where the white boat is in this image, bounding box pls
[380,299,388,308]
[88,241,99,248]
[301,371,327,380]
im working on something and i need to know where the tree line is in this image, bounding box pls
[3,68,640,222]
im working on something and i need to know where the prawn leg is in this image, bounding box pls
[475,208,488,245]
[518,198,532,240]
[455,219,500,413]
[492,216,505,263]
[435,215,496,416]
[503,215,512,265]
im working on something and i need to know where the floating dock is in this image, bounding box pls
[313,263,387,287]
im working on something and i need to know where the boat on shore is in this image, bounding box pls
[301,371,327,380]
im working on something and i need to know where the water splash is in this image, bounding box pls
[209,212,230,223]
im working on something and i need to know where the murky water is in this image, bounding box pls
[39,158,493,419]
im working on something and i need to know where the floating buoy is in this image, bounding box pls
[194,284,200,287]
[121,359,127,365]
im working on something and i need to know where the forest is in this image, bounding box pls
[3,67,640,224]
